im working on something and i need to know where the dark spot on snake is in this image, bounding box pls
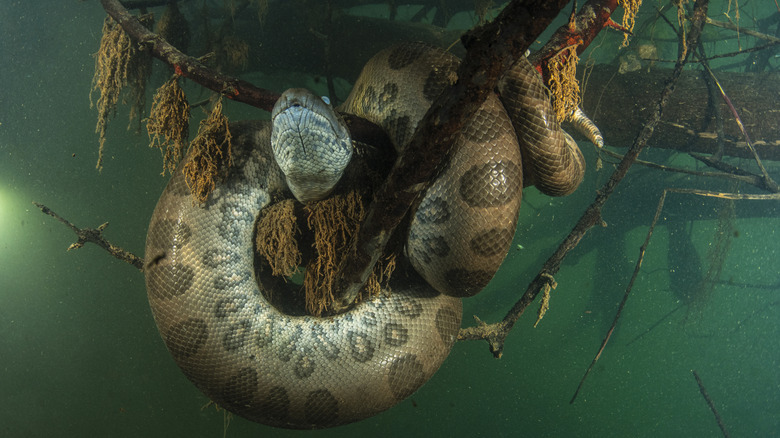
[253,316,274,348]
[311,324,340,360]
[384,115,411,146]
[416,235,450,264]
[358,85,376,114]
[276,325,303,362]
[217,203,254,245]
[347,330,375,362]
[393,297,423,319]
[258,386,290,424]
[383,322,409,347]
[469,227,514,258]
[151,218,192,248]
[357,84,399,118]
[387,354,426,400]
[443,268,494,297]
[415,196,450,224]
[382,82,399,105]
[215,295,248,318]
[213,270,250,291]
[435,306,461,350]
[219,367,258,416]
[294,347,316,379]
[202,248,238,268]
[459,160,521,208]
[387,42,427,70]
[164,318,208,361]
[361,311,378,327]
[305,389,339,427]
[223,319,252,351]
[147,262,195,300]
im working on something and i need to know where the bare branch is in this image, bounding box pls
[33,202,144,271]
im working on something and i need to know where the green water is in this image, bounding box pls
[1,1,777,437]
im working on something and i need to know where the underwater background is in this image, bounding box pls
[1,1,777,436]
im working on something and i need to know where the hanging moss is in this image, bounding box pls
[619,0,643,47]
[547,44,581,123]
[253,187,395,316]
[147,76,191,175]
[90,14,153,171]
[303,190,365,315]
[183,98,232,204]
[255,199,302,279]
[90,16,133,171]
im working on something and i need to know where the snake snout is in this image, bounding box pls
[271,88,353,203]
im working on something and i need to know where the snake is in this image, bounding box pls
[144,42,587,429]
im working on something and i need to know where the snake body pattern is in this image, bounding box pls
[144,43,585,429]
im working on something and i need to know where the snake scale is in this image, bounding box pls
[144,42,585,429]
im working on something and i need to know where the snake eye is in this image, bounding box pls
[321,96,331,105]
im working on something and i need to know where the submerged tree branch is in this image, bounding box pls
[99,0,395,169]
[693,370,732,438]
[706,16,780,44]
[101,0,279,111]
[33,202,144,271]
[531,0,621,68]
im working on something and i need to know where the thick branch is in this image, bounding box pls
[33,202,144,271]
[330,0,571,311]
[706,17,780,44]
[459,0,711,358]
[100,0,392,163]
[530,0,620,68]
[102,0,279,111]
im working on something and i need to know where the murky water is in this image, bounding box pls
[1,1,777,436]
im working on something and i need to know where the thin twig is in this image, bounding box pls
[599,147,765,188]
[692,370,731,438]
[33,202,144,270]
[625,304,684,346]
[697,61,780,192]
[705,17,780,43]
[569,179,776,402]
[697,42,726,161]
[665,187,780,200]
[101,0,279,110]
[569,183,670,404]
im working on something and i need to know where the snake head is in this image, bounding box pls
[271,88,353,203]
